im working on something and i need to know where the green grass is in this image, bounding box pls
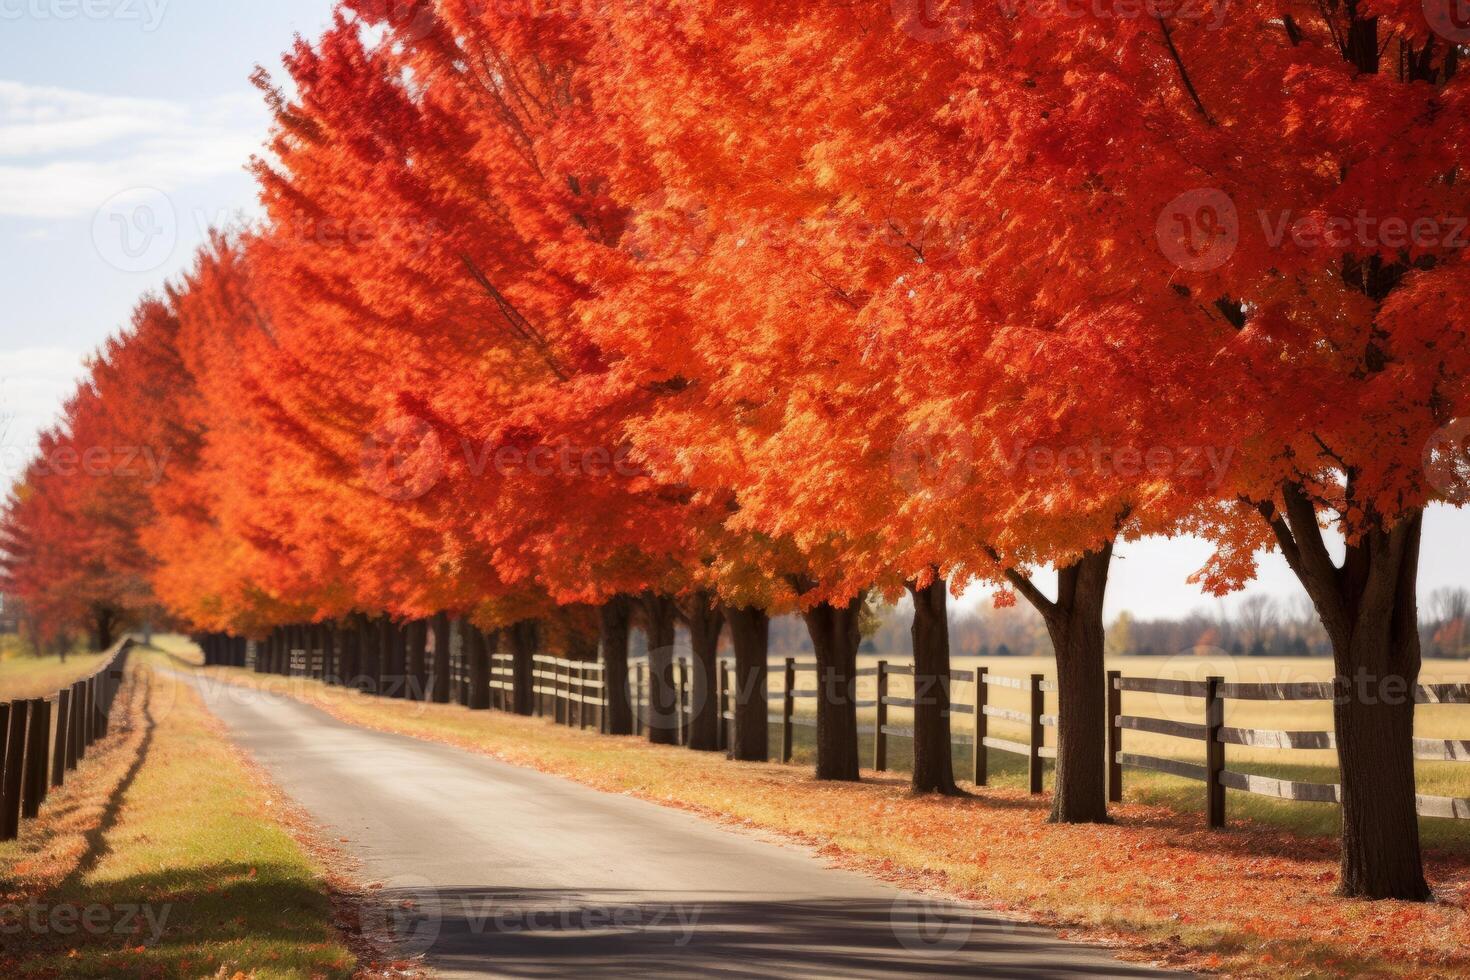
[0,635,111,702]
[0,653,356,978]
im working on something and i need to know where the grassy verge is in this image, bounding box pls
[0,652,357,978]
[176,646,1470,979]
[0,636,112,702]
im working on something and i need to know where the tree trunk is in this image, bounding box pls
[1259,489,1431,900]
[908,575,961,795]
[406,619,428,701]
[1336,518,1430,900]
[430,612,452,704]
[683,590,724,752]
[386,620,407,696]
[372,617,392,696]
[724,605,770,762]
[321,623,337,683]
[92,607,116,652]
[338,622,359,686]
[1002,542,1114,822]
[799,593,865,781]
[506,620,538,715]
[600,596,634,735]
[467,625,493,710]
[360,617,382,694]
[1042,548,1112,824]
[639,593,679,745]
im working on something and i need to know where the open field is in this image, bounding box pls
[165,641,1470,978]
[0,636,111,701]
[0,651,356,977]
[778,654,1470,850]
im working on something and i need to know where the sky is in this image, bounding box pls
[0,1,1466,624]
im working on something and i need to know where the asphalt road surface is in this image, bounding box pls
[186,675,1182,979]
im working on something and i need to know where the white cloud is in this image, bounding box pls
[0,79,264,219]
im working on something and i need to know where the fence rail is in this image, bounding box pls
[230,625,1470,832]
[0,637,133,841]
[1110,671,1470,827]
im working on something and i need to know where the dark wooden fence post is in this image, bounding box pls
[1107,669,1123,804]
[51,690,69,788]
[0,704,10,834]
[873,660,888,772]
[781,657,796,764]
[468,625,491,710]
[1,701,29,841]
[85,677,98,748]
[634,661,645,735]
[973,666,988,786]
[1206,675,1225,829]
[675,660,687,746]
[1028,674,1045,795]
[67,682,82,769]
[717,661,730,752]
[89,676,103,744]
[22,699,50,819]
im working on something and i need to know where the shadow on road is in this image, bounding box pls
[373,886,1174,978]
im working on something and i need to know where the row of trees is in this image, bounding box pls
[2,0,1467,900]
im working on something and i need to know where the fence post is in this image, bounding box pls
[1,701,28,841]
[873,661,888,772]
[51,690,69,789]
[83,677,95,748]
[781,658,796,764]
[0,705,9,834]
[1028,674,1045,795]
[634,661,645,735]
[676,664,687,746]
[1206,675,1225,829]
[22,699,50,819]
[973,667,988,786]
[89,677,103,744]
[1107,669,1123,804]
[68,682,83,767]
[578,664,589,731]
[717,662,729,752]
[599,667,608,734]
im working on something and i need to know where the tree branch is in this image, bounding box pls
[982,545,1058,618]
[1156,16,1218,126]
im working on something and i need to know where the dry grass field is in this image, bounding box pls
[777,654,1470,850]
[0,636,111,701]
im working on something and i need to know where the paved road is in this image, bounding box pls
[186,675,1180,978]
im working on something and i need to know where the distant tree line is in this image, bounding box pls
[767,588,1470,660]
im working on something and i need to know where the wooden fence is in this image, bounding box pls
[238,630,1470,828]
[1111,673,1470,826]
[0,638,133,841]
